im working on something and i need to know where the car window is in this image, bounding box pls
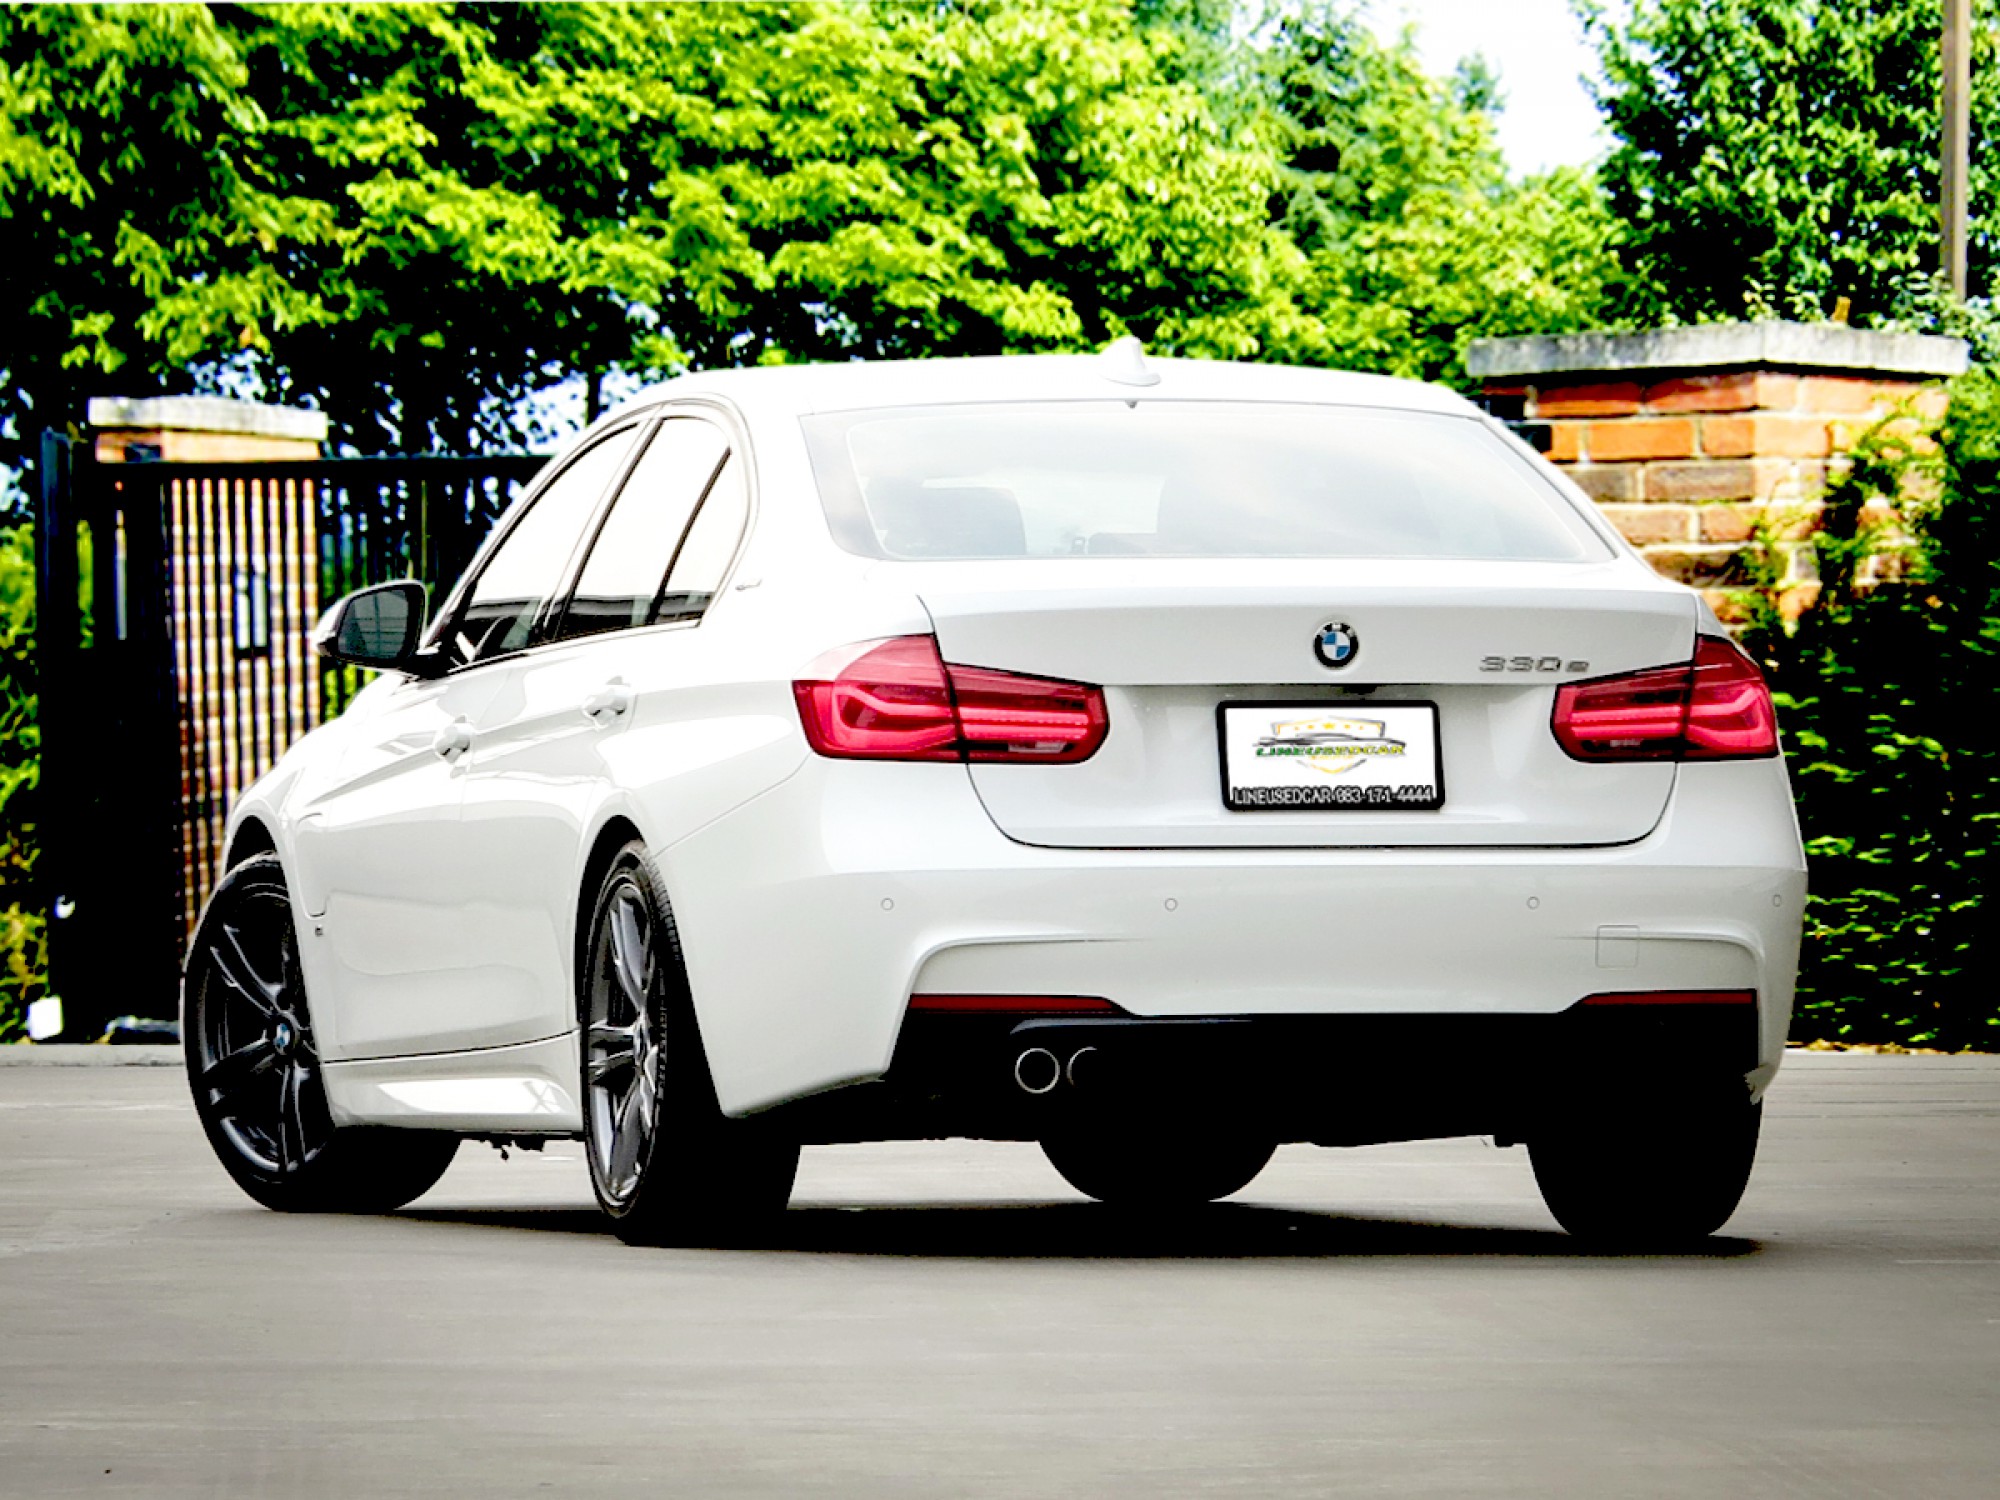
[555,419,729,642]
[802,402,1608,563]
[654,453,749,624]
[448,425,642,666]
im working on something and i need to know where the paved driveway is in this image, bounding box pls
[1,1051,1996,1498]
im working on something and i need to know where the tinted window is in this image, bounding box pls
[656,454,748,624]
[802,403,1605,563]
[556,419,729,641]
[450,425,641,665]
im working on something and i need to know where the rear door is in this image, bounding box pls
[456,416,751,1039]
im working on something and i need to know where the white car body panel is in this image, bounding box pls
[210,353,1807,1140]
[659,754,1804,1117]
[320,1034,583,1132]
[906,557,1696,848]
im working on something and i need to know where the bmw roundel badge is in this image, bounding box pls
[1314,620,1359,669]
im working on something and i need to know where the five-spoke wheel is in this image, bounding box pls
[581,842,798,1245]
[183,855,458,1212]
[584,875,666,1208]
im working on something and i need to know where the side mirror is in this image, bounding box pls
[311,580,429,673]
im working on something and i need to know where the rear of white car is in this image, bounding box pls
[642,357,1805,1238]
[202,350,1804,1245]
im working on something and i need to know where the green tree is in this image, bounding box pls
[0,3,331,482]
[1733,371,2000,1050]
[1580,0,2000,326]
[1259,5,1624,383]
[3,2,1314,458]
[1,524,42,1042]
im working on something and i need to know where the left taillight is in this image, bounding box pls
[794,635,1108,764]
[1553,635,1779,763]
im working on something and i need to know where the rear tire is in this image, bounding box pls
[183,855,459,1213]
[580,842,799,1247]
[1042,1125,1274,1207]
[1529,1083,1761,1247]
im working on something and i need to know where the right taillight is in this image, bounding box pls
[794,635,1108,763]
[1553,635,1778,762]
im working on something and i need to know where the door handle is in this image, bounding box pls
[431,717,473,760]
[581,680,635,724]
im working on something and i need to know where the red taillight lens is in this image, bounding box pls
[945,662,1108,763]
[794,636,1109,763]
[1551,661,1691,761]
[1683,635,1780,759]
[793,636,960,761]
[1553,636,1777,763]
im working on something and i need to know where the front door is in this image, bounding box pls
[289,669,503,1060]
[295,419,649,1058]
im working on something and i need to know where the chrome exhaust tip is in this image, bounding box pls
[1013,1047,1061,1095]
[1065,1046,1098,1089]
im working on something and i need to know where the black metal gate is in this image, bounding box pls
[34,435,544,1040]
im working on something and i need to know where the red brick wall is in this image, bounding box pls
[1486,370,1947,619]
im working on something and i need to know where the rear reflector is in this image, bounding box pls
[1553,636,1778,762]
[1578,989,1756,1007]
[795,635,1108,763]
[907,994,1121,1015]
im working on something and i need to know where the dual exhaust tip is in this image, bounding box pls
[1013,1045,1096,1095]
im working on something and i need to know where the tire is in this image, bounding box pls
[1041,1125,1275,1207]
[579,841,799,1247]
[183,855,460,1213]
[1529,1083,1762,1247]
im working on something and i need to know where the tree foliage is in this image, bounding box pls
[0,524,42,1043]
[1581,0,2000,326]
[1735,373,2000,1049]
[1263,5,1624,380]
[0,0,1623,469]
[0,4,305,478]
[3,2,1319,460]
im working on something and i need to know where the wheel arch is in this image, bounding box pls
[573,814,647,1022]
[225,816,279,871]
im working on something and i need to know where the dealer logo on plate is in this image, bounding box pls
[1255,717,1408,777]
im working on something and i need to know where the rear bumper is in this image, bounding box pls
[776,1002,1762,1145]
[657,757,1805,1118]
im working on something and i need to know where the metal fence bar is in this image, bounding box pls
[35,443,545,1031]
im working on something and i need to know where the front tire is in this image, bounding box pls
[183,855,459,1212]
[580,842,798,1246]
[1529,1083,1762,1247]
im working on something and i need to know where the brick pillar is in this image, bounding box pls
[87,395,326,465]
[1466,324,1968,619]
[83,396,327,940]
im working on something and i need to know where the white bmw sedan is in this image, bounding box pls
[183,346,1805,1246]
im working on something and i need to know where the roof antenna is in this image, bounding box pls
[1099,335,1161,388]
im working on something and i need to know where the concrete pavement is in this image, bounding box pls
[1,1052,1997,1498]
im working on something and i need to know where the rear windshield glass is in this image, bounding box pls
[802,402,1605,563]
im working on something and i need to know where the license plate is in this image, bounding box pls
[1218,702,1443,811]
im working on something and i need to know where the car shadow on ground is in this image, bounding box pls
[396,1200,1761,1260]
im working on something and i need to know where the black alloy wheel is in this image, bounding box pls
[184,855,458,1212]
[581,842,799,1246]
[583,869,665,1209]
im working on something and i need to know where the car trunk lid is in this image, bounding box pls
[903,557,1696,849]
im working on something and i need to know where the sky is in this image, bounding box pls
[1362,0,1613,176]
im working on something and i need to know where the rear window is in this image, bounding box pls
[802,402,1606,563]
